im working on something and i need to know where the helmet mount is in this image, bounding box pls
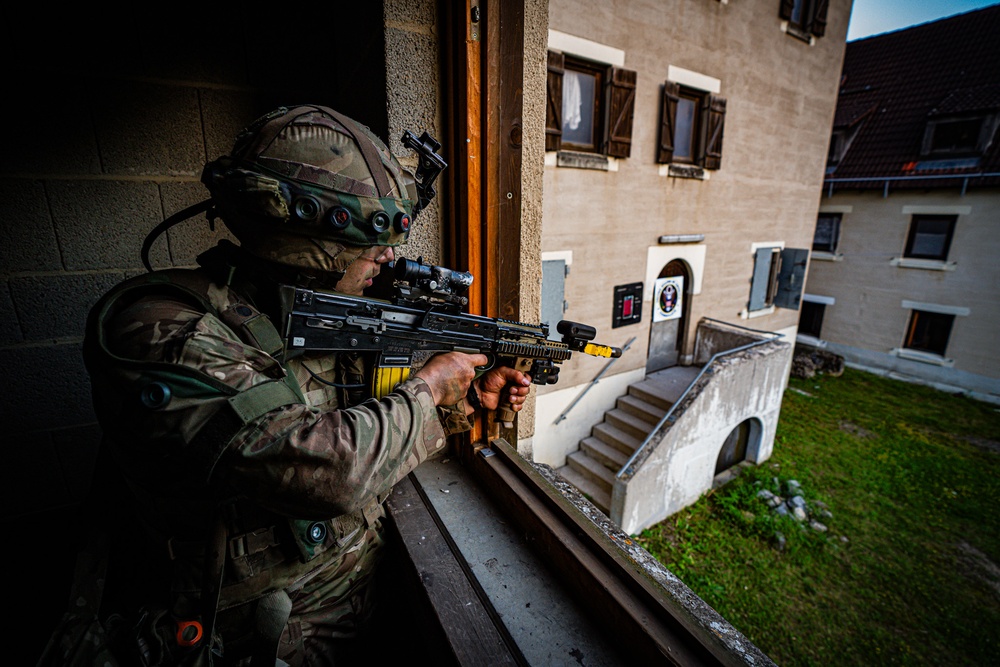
[140,105,446,275]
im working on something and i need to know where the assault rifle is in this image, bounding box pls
[278,257,622,427]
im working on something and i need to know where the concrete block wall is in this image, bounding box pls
[0,3,448,530]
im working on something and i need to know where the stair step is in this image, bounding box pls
[581,436,628,471]
[555,464,611,514]
[628,381,677,411]
[617,394,667,425]
[642,366,702,403]
[567,450,615,489]
[605,408,654,441]
[592,422,642,456]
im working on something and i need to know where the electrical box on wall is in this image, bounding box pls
[613,282,643,328]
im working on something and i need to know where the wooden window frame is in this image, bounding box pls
[903,214,956,261]
[779,0,830,38]
[658,82,727,170]
[671,87,705,165]
[904,310,954,356]
[546,50,636,159]
[559,55,607,154]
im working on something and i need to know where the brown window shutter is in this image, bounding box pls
[778,0,795,20]
[658,81,680,164]
[700,95,727,170]
[546,51,565,152]
[605,67,637,158]
[811,0,829,36]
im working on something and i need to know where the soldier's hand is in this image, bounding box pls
[415,352,488,407]
[474,367,532,412]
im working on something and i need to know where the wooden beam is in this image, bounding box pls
[384,473,523,666]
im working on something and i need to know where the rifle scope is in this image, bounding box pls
[394,257,474,296]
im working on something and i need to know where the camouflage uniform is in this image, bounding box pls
[83,243,469,665]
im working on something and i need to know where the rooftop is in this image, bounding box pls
[826,5,1000,191]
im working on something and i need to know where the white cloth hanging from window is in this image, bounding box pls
[563,71,582,130]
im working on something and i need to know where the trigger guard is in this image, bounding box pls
[474,353,496,377]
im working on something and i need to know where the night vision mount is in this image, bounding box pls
[402,130,447,218]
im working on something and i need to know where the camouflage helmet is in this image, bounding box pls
[201,105,418,272]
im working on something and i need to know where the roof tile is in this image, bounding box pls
[827,6,1000,190]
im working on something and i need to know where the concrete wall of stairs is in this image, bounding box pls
[556,320,794,535]
[555,366,698,515]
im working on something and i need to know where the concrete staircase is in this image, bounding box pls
[555,365,701,515]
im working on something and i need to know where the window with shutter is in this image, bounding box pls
[658,81,679,163]
[774,248,808,310]
[657,82,726,171]
[606,67,637,158]
[701,95,726,169]
[545,49,635,162]
[748,246,807,312]
[748,248,780,312]
[779,0,829,39]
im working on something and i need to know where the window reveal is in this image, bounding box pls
[560,59,603,151]
[903,214,956,261]
[904,310,954,356]
[673,92,700,162]
[798,301,825,338]
[813,213,842,253]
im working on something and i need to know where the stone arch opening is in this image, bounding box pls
[714,418,762,476]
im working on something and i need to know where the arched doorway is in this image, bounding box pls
[714,418,762,475]
[646,259,691,372]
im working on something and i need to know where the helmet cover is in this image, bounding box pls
[201,105,418,272]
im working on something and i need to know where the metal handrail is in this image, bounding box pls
[554,336,636,425]
[616,319,783,480]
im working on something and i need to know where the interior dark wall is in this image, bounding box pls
[0,5,394,659]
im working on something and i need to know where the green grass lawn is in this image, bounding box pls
[635,368,1000,667]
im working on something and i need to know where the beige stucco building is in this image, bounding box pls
[802,6,1000,405]
[523,0,853,531]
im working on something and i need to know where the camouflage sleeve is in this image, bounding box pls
[225,376,449,518]
[108,294,449,519]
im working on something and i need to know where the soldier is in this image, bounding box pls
[73,105,530,665]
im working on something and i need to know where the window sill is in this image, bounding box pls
[891,257,956,271]
[891,348,954,367]
[658,163,709,180]
[780,21,815,45]
[796,334,827,348]
[547,150,618,172]
[740,305,775,319]
[811,251,843,262]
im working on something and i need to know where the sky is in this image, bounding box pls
[847,0,1000,40]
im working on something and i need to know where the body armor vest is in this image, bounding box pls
[83,258,385,660]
